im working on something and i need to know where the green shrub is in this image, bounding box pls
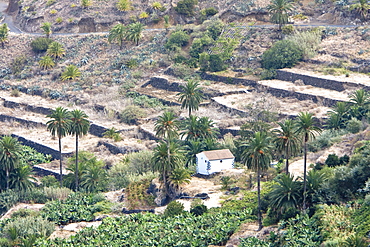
[201,7,218,17]
[0,190,19,214]
[10,56,27,75]
[205,19,224,40]
[282,24,294,35]
[117,0,132,11]
[41,193,104,225]
[261,39,303,69]
[260,69,277,80]
[0,238,11,247]
[239,237,271,247]
[163,201,185,217]
[165,30,190,50]
[325,154,340,167]
[3,216,55,240]
[30,37,53,53]
[43,186,73,200]
[174,0,198,16]
[289,30,322,60]
[190,204,207,216]
[120,105,147,124]
[346,118,362,133]
[126,179,155,210]
[11,208,40,218]
[171,63,194,79]
[40,175,59,187]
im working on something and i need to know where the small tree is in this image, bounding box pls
[262,39,303,69]
[47,41,66,58]
[38,56,55,69]
[177,80,204,117]
[0,24,9,49]
[40,22,52,38]
[0,136,22,191]
[61,65,81,81]
[126,22,144,46]
[267,0,293,30]
[108,23,127,50]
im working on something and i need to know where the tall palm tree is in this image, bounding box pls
[241,131,273,231]
[126,22,144,46]
[152,140,183,198]
[269,173,302,214]
[40,22,52,38]
[154,111,179,140]
[69,109,90,191]
[0,136,22,190]
[295,112,322,212]
[273,119,300,174]
[180,115,218,142]
[0,23,9,49]
[177,80,204,117]
[46,107,71,187]
[267,0,293,30]
[108,23,127,50]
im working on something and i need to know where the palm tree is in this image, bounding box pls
[184,140,204,168]
[80,163,107,192]
[10,165,36,191]
[40,22,52,38]
[126,22,144,46]
[108,23,127,50]
[269,173,301,214]
[0,136,22,190]
[177,80,204,117]
[46,107,72,187]
[60,65,81,81]
[267,0,293,31]
[353,0,369,21]
[38,56,55,70]
[273,119,300,174]
[198,116,219,140]
[47,42,65,58]
[349,89,370,119]
[180,115,218,142]
[0,23,9,49]
[295,112,322,212]
[152,140,183,198]
[241,131,273,231]
[326,102,349,130]
[69,109,90,191]
[154,111,179,140]
[169,168,191,195]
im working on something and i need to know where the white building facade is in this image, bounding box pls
[196,149,235,175]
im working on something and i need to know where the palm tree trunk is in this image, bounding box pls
[6,169,9,190]
[75,135,79,192]
[257,165,262,231]
[285,144,289,174]
[303,140,307,213]
[59,135,63,188]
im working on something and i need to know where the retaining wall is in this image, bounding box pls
[0,114,45,128]
[33,165,61,178]
[11,134,73,160]
[276,70,368,92]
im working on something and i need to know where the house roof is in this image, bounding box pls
[201,149,235,160]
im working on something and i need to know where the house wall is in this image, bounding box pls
[208,159,234,174]
[196,153,234,175]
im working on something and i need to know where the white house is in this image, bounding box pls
[196,149,235,175]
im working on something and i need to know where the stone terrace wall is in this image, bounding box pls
[12,134,73,159]
[276,70,368,92]
[0,114,46,128]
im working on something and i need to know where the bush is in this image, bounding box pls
[261,39,303,69]
[30,37,53,53]
[190,204,207,216]
[325,154,340,167]
[163,201,185,217]
[289,30,322,60]
[201,7,218,17]
[174,0,198,16]
[346,118,362,133]
[43,187,73,200]
[120,105,147,124]
[165,30,190,50]
[282,24,294,35]
[116,0,132,11]
[3,216,55,240]
[11,208,40,218]
[260,69,277,80]
[40,175,59,187]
